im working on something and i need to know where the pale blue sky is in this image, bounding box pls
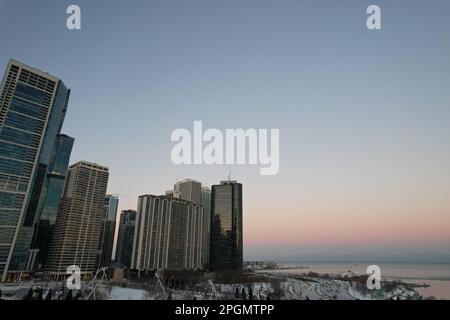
[1,0,450,261]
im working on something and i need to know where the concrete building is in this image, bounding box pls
[46,161,109,278]
[131,194,206,271]
[174,179,201,204]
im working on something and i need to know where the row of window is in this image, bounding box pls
[0,191,25,210]
[18,68,55,94]
[14,82,52,107]
[0,157,33,177]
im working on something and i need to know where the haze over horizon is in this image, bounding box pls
[1,0,449,262]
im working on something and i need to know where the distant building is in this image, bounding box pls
[0,59,72,281]
[201,186,211,270]
[175,178,211,270]
[174,179,201,204]
[98,195,119,267]
[210,180,243,271]
[165,189,181,198]
[115,210,137,268]
[131,194,207,271]
[46,161,109,278]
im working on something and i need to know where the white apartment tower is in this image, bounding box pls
[131,194,206,271]
[46,161,109,278]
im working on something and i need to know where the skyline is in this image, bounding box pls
[1,0,449,262]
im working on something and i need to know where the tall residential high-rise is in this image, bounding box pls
[131,194,206,271]
[30,134,74,270]
[201,186,211,270]
[98,194,119,267]
[174,179,201,204]
[174,179,211,270]
[210,180,243,271]
[0,59,71,281]
[46,161,109,279]
[115,209,137,268]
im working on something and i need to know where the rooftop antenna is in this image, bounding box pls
[227,171,232,181]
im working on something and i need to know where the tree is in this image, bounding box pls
[45,289,53,300]
[248,286,254,300]
[241,287,247,300]
[24,287,34,300]
[234,287,240,299]
[36,288,43,300]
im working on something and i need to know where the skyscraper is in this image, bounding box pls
[98,195,119,267]
[46,161,109,279]
[30,134,74,269]
[174,179,201,204]
[201,186,211,270]
[174,179,211,270]
[0,59,71,281]
[210,180,243,271]
[131,194,206,271]
[115,209,137,268]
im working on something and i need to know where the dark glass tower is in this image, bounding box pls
[115,210,137,268]
[98,195,119,267]
[31,134,74,269]
[0,60,71,280]
[210,180,243,271]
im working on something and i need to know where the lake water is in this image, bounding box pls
[274,262,450,299]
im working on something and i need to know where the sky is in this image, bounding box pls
[1,0,449,262]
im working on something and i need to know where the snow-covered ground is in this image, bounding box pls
[0,274,422,300]
[96,285,153,300]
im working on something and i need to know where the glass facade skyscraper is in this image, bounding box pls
[210,180,243,271]
[98,195,119,267]
[0,60,71,281]
[30,134,74,269]
[116,209,137,268]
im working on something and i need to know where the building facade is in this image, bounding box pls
[115,209,136,268]
[200,186,211,270]
[0,59,71,280]
[174,179,201,205]
[131,194,206,271]
[46,161,109,278]
[174,179,211,270]
[30,134,74,269]
[98,194,118,267]
[210,180,243,271]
